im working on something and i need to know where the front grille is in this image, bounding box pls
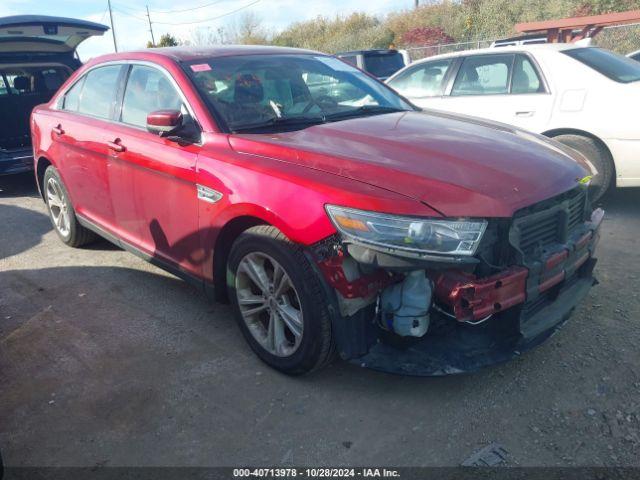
[513,188,587,256]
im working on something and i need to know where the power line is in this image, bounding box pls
[151,0,261,26]
[99,7,109,24]
[150,0,230,14]
[112,7,148,21]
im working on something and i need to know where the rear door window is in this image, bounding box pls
[388,59,452,98]
[451,54,514,96]
[120,65,184,128]
[77,65,123,119]
[511,55,544,94]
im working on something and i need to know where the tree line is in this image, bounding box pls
[149,0,640,54]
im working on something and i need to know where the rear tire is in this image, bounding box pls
[551,134,614,202]
[227,225,335,375]
[43,166,96,247]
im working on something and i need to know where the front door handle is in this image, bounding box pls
[52,124,64,135]
[107,138,126,153]
[515,111,535,118]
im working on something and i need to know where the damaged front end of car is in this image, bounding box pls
[308,186,604,376]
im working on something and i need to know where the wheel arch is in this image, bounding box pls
[542,127,616,176]
[212,215,269,302]
[36,156,53,200]
[209,201,337,302]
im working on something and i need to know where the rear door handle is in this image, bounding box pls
[107,139,126,153]
[52,124,64,135]
[515,111,535,117]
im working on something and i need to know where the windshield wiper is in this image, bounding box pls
[231,115,326,133]
[323,105,408,122]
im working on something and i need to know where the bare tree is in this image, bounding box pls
[188,26,226,46]
[227,12,269,44]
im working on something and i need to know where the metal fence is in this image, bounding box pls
[593,22,640,54]
[406,40,494,61]
[405,23,640,62]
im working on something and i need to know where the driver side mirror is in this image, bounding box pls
[146,110,183,137]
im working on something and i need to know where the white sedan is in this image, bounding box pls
[386,44,640,200]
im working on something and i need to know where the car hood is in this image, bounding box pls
[228,110,587,217]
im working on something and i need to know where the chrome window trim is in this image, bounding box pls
[54,59,202,135]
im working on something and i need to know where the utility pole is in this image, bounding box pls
[107,0,118,52]
[146,5,156,47]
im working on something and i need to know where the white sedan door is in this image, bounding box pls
[438,53,555,133]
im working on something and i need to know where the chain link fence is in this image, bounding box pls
[406,40,493,61]
[593,23,640,54]
[405,23,640,62]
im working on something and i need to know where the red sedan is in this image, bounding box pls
[31,46,603,375]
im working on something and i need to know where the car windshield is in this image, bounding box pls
[563,47,640,83]
[363,52,405,78]
[184,54,413,133]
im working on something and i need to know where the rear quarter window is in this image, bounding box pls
[63,76,85,111]
[563,48,640,83]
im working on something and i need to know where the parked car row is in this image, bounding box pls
[3,15,632,375]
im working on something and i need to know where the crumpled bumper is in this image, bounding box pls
[348,209,603,376]
[352,260,597,376]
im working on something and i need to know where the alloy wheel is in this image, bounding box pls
[46,177,71,237]
[235,252,304,357]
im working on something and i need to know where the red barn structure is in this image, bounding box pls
[515,10,640,43]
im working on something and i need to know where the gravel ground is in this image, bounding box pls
[1,172,639,468]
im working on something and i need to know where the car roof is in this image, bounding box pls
[409,43,579,64]
[492,33,546,43]
[90,45,324,64]
[337,49,399,56]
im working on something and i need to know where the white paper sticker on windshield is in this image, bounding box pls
[315,56,358,72]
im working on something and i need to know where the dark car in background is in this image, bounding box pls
[337,49,406,80]
[0,15,108,175]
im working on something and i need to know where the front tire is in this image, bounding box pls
[43,166,95,247]
[552,134,614,202]
[227,225,335,375]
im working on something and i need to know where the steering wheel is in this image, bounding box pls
[302,95,338,114]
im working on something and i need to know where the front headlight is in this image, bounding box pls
[326,205,487,256]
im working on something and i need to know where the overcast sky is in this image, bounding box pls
[0,0,417,59]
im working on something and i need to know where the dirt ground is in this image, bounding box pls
[1,172,639,468]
